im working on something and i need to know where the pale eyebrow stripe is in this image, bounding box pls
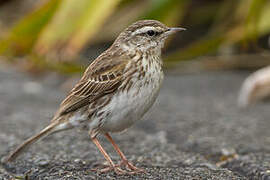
[132,26,156,36]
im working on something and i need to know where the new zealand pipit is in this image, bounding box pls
[5,20,185,174]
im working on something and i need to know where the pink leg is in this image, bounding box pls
[105,133,145,173]
[91,137,127,174]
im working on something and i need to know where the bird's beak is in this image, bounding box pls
[165,27,186,36]
[169,27,186,32]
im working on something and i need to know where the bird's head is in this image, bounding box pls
[115,20,186,53]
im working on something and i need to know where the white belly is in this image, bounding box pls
[100,69,164,133]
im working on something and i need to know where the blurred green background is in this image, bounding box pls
[0,0,269,74]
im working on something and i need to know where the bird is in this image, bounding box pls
[4,20,186,174]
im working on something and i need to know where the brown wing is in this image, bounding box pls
[54,51,128,119]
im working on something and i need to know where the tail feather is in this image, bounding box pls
[4,121,62,162]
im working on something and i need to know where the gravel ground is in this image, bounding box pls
[0,62,270,179]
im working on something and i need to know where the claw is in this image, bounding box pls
[120,160,145,173]
[91,164,128,175]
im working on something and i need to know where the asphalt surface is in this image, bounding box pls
[0,62,270,179]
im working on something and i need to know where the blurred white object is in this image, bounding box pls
[238,66,270,107]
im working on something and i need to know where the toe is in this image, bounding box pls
[91,165,128,175]
[121,161,145,173]
[114,167,128,175]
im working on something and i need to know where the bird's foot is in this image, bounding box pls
[91,161,144,174]
[118,160,145,173]
[91,164,128,175]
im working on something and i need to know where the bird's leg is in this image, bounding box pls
[104,133,145,173]
[91,137,127,174]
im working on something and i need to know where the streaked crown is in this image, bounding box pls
[114,20,185,52]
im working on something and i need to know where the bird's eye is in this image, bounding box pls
[146,30,156,36]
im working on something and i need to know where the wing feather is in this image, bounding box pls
[54,52,129,118]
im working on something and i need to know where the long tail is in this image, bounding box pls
[4,121,64,162]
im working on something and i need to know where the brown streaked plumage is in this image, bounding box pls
[4,20,186,174]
